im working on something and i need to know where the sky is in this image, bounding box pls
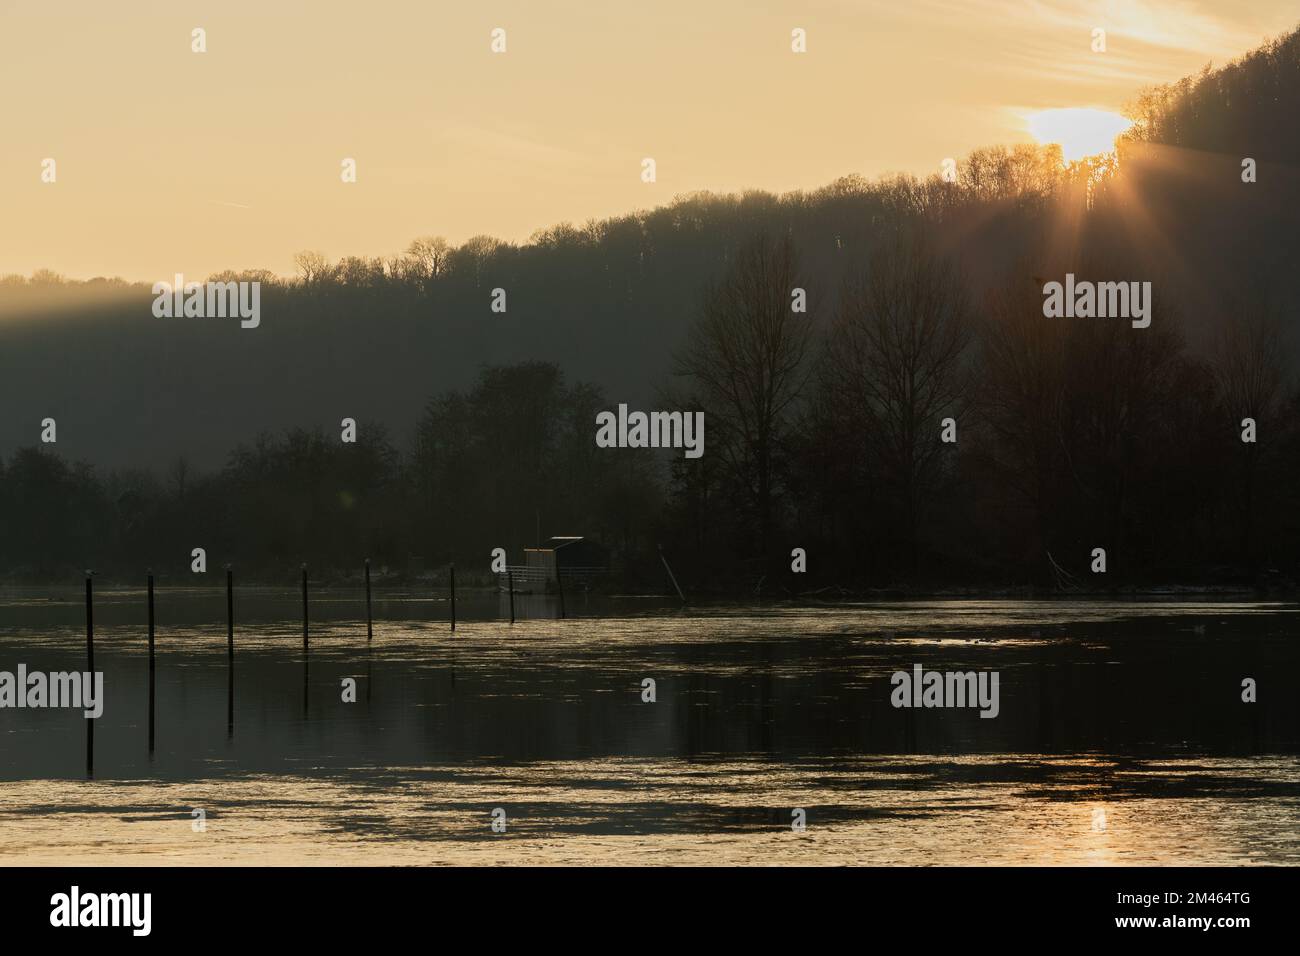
[1,0,1296,281]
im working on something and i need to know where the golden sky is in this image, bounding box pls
[2,0,1295,281]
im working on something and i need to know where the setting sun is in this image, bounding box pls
[1028,108,1135,162]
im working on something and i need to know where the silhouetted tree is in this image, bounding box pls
[820,233,972,572]
[674,233,812,586]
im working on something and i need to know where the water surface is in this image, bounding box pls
[1,589,1297,864]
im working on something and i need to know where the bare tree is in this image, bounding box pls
[1212,298,1290,566]
[448,235,504,289]
[405,236,450,279]
[1213,301,1287,426]
[821,234,972,571]
[168,456,190,502]
[674,233,812,577]
[293,250,332,286]
[974,276,1067,569]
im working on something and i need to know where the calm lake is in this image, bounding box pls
[1,588,1297,864]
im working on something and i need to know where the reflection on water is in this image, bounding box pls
[1,589,1298,864]
[3,757,1298,865]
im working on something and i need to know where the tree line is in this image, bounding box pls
[3,25,1298,591]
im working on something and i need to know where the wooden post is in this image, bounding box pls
[449,564,456,632]
[227,663,234,739]
[659,546,686,605]
[364,559,373,642]
[226,566,235,738]
[507,566,515,624]
[301,563,309,650]
[555,549,566,620]
[226,566,234,661]
[300,564,309,718]
[85,572,93,778]
[147,570,155,755]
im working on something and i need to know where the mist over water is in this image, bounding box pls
[2,591,1297,864]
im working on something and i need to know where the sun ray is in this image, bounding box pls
[1027,108,1135,163]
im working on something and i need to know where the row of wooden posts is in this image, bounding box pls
[80,558,555,777]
